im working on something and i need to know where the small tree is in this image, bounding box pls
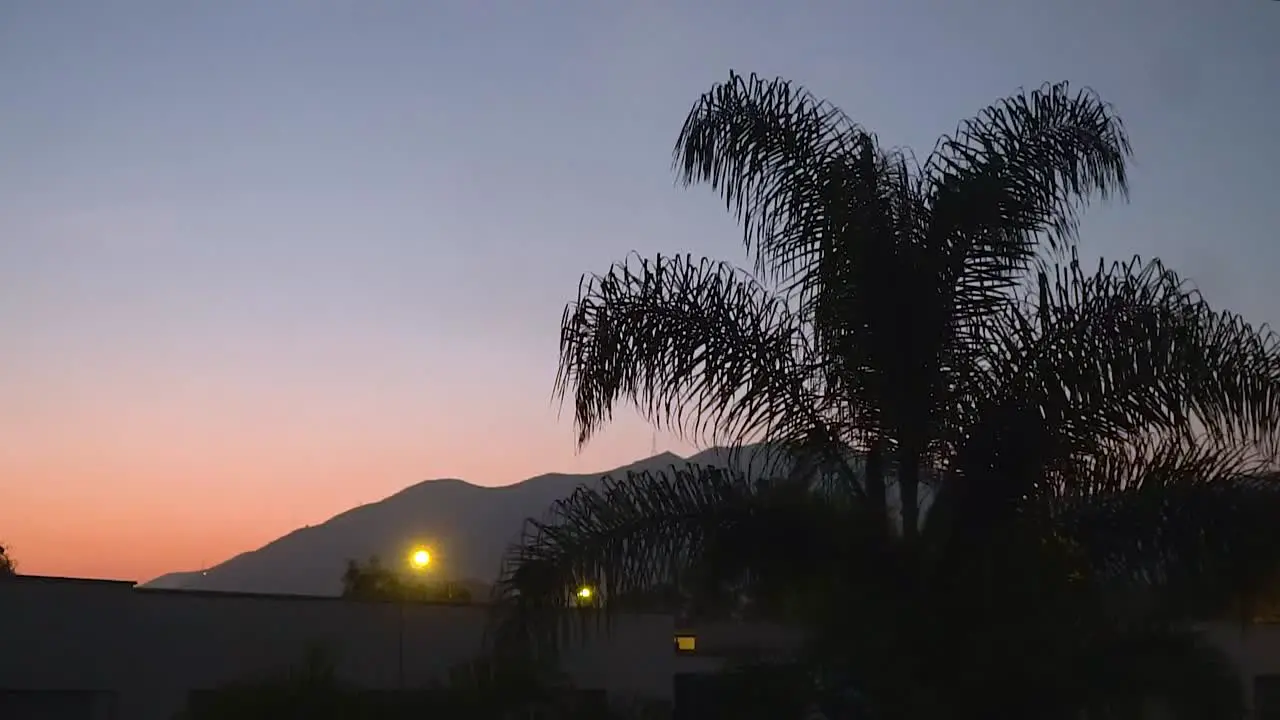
[0,544,15,576]
[339,557,472,603]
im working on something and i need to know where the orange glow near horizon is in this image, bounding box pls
[0,371,695,582]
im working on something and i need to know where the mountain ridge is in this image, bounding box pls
[142,447,747,596]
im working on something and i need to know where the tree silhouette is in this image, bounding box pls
[340,557,471,604]
[492,72,1280,718]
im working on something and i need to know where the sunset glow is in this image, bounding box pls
[3,2,1273,586]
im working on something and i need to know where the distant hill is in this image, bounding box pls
[141,447,775,597]
[145,570,207,589]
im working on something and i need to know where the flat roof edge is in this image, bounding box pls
[1,575,136,587]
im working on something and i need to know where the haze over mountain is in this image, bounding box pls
[143,447,764,597]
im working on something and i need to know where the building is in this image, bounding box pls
[668,620,1280,719]
[0,575,673,719]
[6,575,1280,719]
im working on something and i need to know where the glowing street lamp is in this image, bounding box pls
[400,546,431,689]
[576,586,594,602]
[409,549,431,570]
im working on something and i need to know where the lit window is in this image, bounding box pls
[675,635,696,652]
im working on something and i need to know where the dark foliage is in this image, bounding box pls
[175,647,660,720]
[340,557,472,604]
[492,71,1280,719]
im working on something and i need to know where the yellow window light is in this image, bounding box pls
[675,635,696,652]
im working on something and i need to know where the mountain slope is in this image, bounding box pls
[142,450,722,597]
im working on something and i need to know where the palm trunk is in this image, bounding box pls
[900,452,920,542]
[864,438,888,535]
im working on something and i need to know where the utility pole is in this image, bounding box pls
[397,600,405,689]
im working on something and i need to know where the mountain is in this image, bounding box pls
[144,570,207,589]
[141,448,763,597]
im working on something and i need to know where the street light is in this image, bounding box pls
[399,546,432,689]
[410,549,430,569]
[577,586,593,600]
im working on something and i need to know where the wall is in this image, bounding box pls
[671,619,1280,718]
[0,576,674,720]
[1198,620,1280,717]
[8,576,1280,720]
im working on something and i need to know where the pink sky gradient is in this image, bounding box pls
[3,2,1277,584]
[0,362,694,581]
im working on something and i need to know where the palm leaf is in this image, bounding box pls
[943,252,1280,533]
[490,463,868,658]
[496,464,857,605]
[1051,437,1280,621]
[555,253,848,468]
[674,72,917,445]
[674,71,884,297]
[923,81,1131,261]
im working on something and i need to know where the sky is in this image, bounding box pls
[1,0,1277,582]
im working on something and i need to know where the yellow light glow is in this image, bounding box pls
[576,586,593,600]
[410,549,431,569]
[676,635,696,652]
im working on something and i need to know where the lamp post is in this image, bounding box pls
[399,548,431,689]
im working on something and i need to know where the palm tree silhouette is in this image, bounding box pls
[494,72,1280,718]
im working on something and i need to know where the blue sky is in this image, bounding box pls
[1,0,1278,578]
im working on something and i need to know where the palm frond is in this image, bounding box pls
[674,71,886,295]
[490,463,862,658]
[1050,437,1280,621]
[1032,254,1280,454]
[948,253,1280,528]
[554,253,830,452]
[495,464,851,605]
[923,81,1131,260]
[673,74,918,438]
[922,84,1132,419]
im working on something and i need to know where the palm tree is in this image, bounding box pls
[493,72,1280,718]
